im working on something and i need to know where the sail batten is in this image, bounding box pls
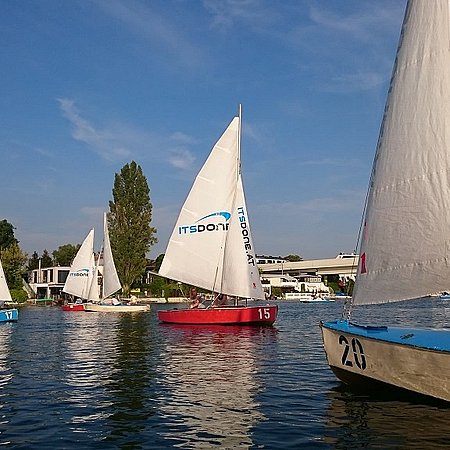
[353,0,450,306]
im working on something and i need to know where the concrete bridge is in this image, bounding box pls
[258,255,359,280]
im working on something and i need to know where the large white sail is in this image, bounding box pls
[102,213,121,299]
[63,229,99,301]
[0,258,12,302]
[353,0,450,305]
[221,174,265,299]
[160,112,262,298]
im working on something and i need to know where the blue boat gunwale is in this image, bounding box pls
[321,319,450,353]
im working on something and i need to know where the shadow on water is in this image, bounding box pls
[323,385,450,449]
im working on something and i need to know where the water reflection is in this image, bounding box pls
[157,325,278,449]
[60,311,154,446]
[324,387,450,449]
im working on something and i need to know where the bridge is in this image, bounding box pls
[258,255,359,280]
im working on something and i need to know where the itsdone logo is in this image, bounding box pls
[178,211,231,235]
[237,206,256,266]
[69,268,90,277]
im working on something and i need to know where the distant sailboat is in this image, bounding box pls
[62,229,99,311]
[158,105,277,325]
[84,213,150,313]
[321,0,450,402]
[0,257,18,322]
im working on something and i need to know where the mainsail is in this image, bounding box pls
[63,229,99,301]
[0,258,12,302]
[159,109,264,299]
[102,213,121,299]
[353,0,450,305]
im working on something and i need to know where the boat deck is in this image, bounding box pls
[322,320,450,352]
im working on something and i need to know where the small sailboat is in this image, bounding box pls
[62,229,99,311]
[321,0,450,402]
[84,213,150,313]
[158,106,278,325]
[0,257,18,322]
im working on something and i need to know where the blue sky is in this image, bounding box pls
[1,0,405,260]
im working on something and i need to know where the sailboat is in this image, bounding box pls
[0,257,18,322]
[62,228,99,311]
[321,0,450,402]
[84,213,150,313]
[158,106,278,325]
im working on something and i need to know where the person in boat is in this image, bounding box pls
[189,288,205,309]
[212,293,228,307]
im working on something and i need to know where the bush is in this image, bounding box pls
[10,288,28,303]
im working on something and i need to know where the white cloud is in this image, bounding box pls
[58,97,197,170]
[203,0,278,32]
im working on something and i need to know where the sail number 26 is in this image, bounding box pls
[338,335,367,370]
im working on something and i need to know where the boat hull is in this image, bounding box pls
[158,305,278,325]
[321,320,450,402]
[0,308,18,322]
[85,303,150,312]
[62,304,85,312]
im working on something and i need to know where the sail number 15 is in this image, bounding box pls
[258,308,271,320]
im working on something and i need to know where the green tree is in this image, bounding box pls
[109,161,157,296]
[53,244,79,266]
[284,254,303,262]
[1,242,27,290]
[27,251,40,270]
[0,219,18,250]
[40,249,53,268]
[154,254,164,272]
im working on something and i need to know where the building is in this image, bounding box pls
[27,266,71,299]
[259,253,358,297]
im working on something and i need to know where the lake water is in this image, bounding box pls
[0,299,449,449]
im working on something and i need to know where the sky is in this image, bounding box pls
[1,0,406,261]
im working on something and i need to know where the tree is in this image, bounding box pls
[1,242,27,290]
[40,249,53,268]
[27,251,40,271]
[0,219,18,250]
[284,254,303,262]
[53,244,79,266]
[154,254,164,272]
[109,161,157,296]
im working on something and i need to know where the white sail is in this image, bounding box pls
[102,213,121,299]
[221,174,264,299]
[0,258,12,302]
[63,229,99,301]
[160,111,263,298]
[353,0,450,305]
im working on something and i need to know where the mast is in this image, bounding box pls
[237,104,242,176]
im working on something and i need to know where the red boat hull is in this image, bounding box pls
[62,304,86,312]
[158,305,278,325]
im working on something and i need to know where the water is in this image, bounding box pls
[0,299,449,449]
